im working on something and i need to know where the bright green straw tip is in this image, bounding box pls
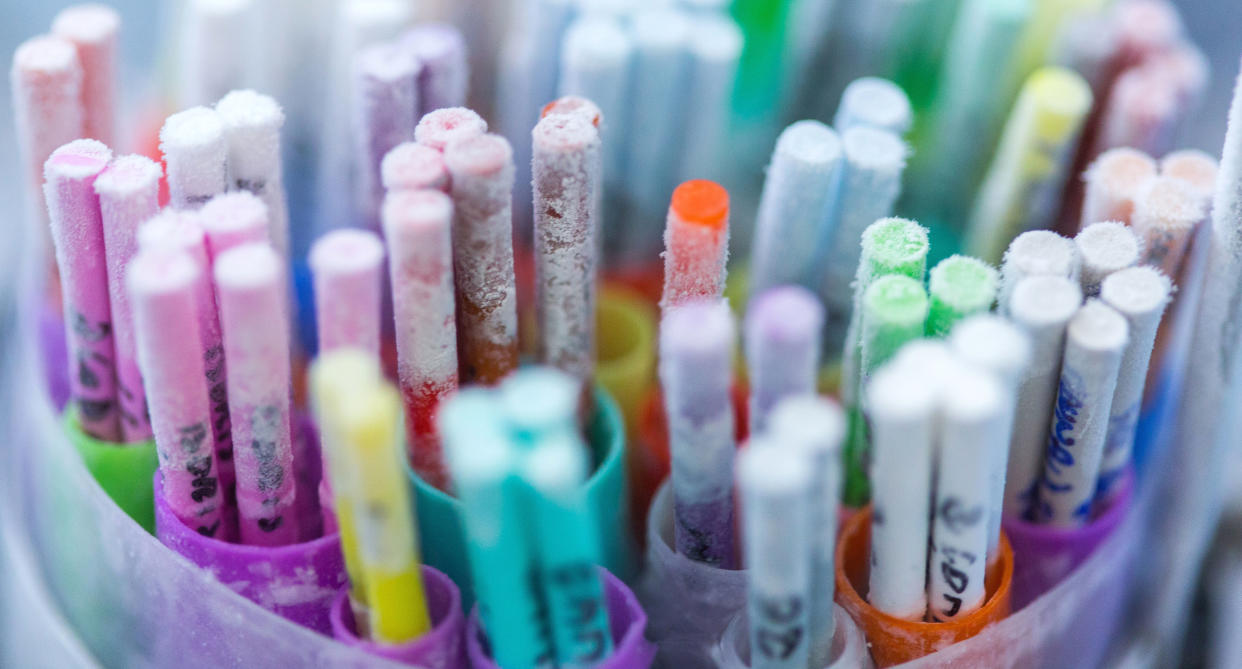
[862,217,930,271]
[864,274,929,325]
[930,255,999,307]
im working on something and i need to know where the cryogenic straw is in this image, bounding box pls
[737,440,813,669]
[929,363,1007,621]
[1005,275,1082,518]
[559,15,633,200]
[443,133,519,385]
[660,180,730,310]
[541,96,602,127]
[1080,147,1157,230]
[860,275,929,385]
[912,0,1031,220]
[214,243,298,546]
[160,106,228,210]
[1097,267,1171,500]
[819,126,907,351]
[500,368,579,447]
[520,425,614,666]
[866,358,938,621]
[1035,300,1128,527]
[840,217,931,408]
[744,286,824,434]
[677,13,744,186]
[199,191,271,262]
[926,255,999,337]
[353,42,420,231]
[1161,149,1219,203]
[1093,66,1184,159]
[1075,221,1141,298]
[832,77,913,135]
[43,140,118,441]
[381,142,449,192]
[400,23,468,116]
[442,389,552,669]
[336,380,432,643]
[966,67,1093,264]
[768,396,845,666]
[533,114,602,391]
[749,120,844,296]
[310,229,386,355]
[659,300,738,568]
[382,190,458,487]
[621,7,691,265]
[179,0,259,107]
[999,230,1079,315]
[310,351,384,624]
[128,250,227,538]
[949,316,1031,564]
[1132,176,1204,278]
[12,35,83,232]
[415,106,487,151]
[137,210,234,508]
[52,4,119,146]
[215,90,290,258]
[95,155,163,443]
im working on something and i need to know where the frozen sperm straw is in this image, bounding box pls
[310,229,385,355]
[999,230,1079,315]
[1131,176,1204,278]
[660,180,730,310]
[416,108,488,152]
[819,126,907,350]
[532,113,602,391]
[768,396,845,665]
[96,155,162,443]
[966,67,1093,264]
[128,250,226,538]
[160,106,228,210]
[443,133,519,385]
[1075,221,1141,298]
[179,0,259,107]
[215,90,290,258]
[1035,300,1128,527]
[738,440,813,669]
[929,363,1007,621]
[1004,275,1082,518]
[52,4,119,146]
[506,372,613,666]
[12,35,82,232]
[833,77,913,135]
[541,96,602,126]
[381,142,449,192]
[745,286,824,433]
[749,120,844,296]
[622,8,691,265]
[43,140,118,441]
[677,13,744,186]
[1097,267,1171,500]
[950,315,1032,564]
[1080,148,1157,230]
[912,0,1031,220]
[660,300,738,568]
[382,190,457,487]
[443,390,551,669]
[559,15,632,203]
[199,191,271,262]
[400,23,468,116]
[352,43,419,231]
[137,210,234,512]
[866,359,938,620]
[310,351,383,628]
[336,380,432,643]
[1161,150,1219,203]
[214,243,298,546]
[860,275,930,387]
[925,255,999,337]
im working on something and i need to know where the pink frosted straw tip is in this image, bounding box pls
[381,142,449,191]
[443,133,511,177]
[52,4,121,45]
[541,95,603,128]
[93,154,162,198]
[200,191,271,259]
[12,35,79,82]
[415,107,487,151]
[532,113,600,153]
[45,138,110,178]
[137,209,207,254]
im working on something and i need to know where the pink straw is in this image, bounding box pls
[12,35,83,232]
[199,191,271,263]
[309,229,385,355]
[51,4,119,146]
[382,142,449,192]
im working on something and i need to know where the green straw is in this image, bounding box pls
[926,255,1000,336]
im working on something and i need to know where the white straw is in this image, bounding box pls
[833,77,913,136]
[160,106,229,210]
[999,230,1079,315]
[215,90,289,258]
[1075,221,1141,298]
[677,13,744,186]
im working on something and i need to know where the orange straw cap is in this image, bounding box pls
[671,180,729,229]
